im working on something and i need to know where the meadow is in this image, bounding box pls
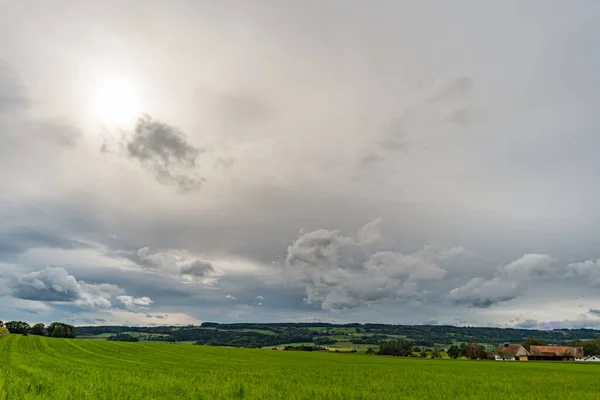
[1,335,600,400]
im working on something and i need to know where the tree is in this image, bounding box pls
[0,320,4,327]
[30,323,46,336]
[447,345,461,359]
[47,322,76,338]
[366,347,375,355]
[420,349,428,358]
[5,321,30,334]
[108,333,139,342]
[379,340,413,356]
[569,338,600,356]
[430,348,441,359]
[463,342,488,360]
[521,338,546,351]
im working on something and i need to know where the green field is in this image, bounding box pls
[2,335,600,399]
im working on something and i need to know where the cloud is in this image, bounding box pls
[123,115,205,191]
[0,229,85,257]
[145,313,168,320]
[31,120,81,147]
[285,221,465,310]
[589,309,600,316]
[180,261,215,279]
[9,267,125,309]
[225,294,237,300]
[358,73,476,168]
[448,276,519,308]
[216,92,271,129]
[0,60,28,113]
[566,259,600,286]
[428,75,473,103]
[449,254,554,307]
[116,295,153,309]
[137,247,220,284]
[512,318,540,329]
[444,107,472,126]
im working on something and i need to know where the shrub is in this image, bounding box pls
[0,327,10,338]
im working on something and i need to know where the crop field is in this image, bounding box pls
[2,335,600,400]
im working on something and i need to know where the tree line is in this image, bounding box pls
[569,337,600,356]
[78,322,600,347]
[0,320,76,338]
[376,340,494,360]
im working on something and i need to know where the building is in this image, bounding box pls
[527,345,584,361]
[584,355,600,362]
[494,344,530,361]
[494,344,584,361]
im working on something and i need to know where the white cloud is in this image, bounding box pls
[116,295,153,309]
[449,254,554,307]
[137,247,221,285]
[286,221,465,310]
[8,267,124,309]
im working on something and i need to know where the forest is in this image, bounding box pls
[75,322,600,349]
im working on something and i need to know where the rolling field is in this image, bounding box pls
[1,335,600,399]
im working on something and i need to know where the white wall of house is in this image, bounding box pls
[584,356,600,362]
[494,355,515,361]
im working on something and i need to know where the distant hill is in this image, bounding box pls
[76,323,600,349]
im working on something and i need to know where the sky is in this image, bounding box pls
[1,0,600,329]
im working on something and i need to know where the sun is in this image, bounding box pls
[90,77,141,125]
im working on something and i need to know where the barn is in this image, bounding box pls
[494,344,585,361]
[527,345,584,361]
[494,344,530,361]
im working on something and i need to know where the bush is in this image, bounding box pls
[108,333,139,342]
[0,327,10,338]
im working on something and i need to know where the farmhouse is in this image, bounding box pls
[494,344,530,361]
[494,344,584,361]
[584,355,600,362]
[528,345,584,361]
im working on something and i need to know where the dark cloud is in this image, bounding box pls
[124,115,205,191]
[180,260,215,278]
[589,309,600,316]
[135,246,221,284]
[0,228,89,258]
[566,259,600,286]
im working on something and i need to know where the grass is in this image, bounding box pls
[2,335,600,399]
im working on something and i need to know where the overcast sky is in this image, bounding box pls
[1,0,600,329]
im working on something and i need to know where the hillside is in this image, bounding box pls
[76,323,600,348]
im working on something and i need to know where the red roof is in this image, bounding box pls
[529,346,584,358]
